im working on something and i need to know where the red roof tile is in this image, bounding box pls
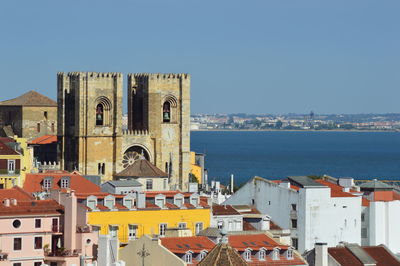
[228,234,285,251]
[328,247,363,266]
[161,236,215,253]
[213,204,241,216]
[363,246,400,266]
[0,187,35,201]
[270,221,282,230]
[0,140,20,155]
[243,220,257,231]
[315,179,357,198]
[29,135,57,145]
[24,172,101,194]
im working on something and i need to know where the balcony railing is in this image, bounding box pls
[45,248,81,257]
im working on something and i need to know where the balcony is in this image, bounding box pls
[45,248,81,257]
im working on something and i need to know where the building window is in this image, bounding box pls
[272,249,279,260]
[43,178,52,189]
[195,222,203,234]
[291,238,298,250]
[109,225,118,238]
[163,179,167,190]
[146,179,153,190]
[175,198,183,207]
[259,249,266,261]
[60,178,69,188]
[44,111,48,119]
[34,236,42,249]
[7,159,15,174]
[156,198,165,208]
[362,228,368,238]
[96,104,104,126]
[178,223,186,229]
[35,219,41,228]
[51,122,55,132]
[163,101,171,122]
[200,251,207,260]
[291,219,297,229]
[13,263,22,266]
[128,224,138,240]
[13,219,21,228]
[184,252,192,263]
[34,262,42,266]
[244,250,251,261]
[361,213,365,222]
[14,238,22,250]
[228,221,233,231]
[291,204,297,211]
[287,249,294,260]
[190,197,198,206]
[159,223,167,237]
[37,123,41,132]
[217,221,223,230]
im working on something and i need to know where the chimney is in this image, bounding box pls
[10,198,17,206]
[315,243,328,266]
[230,174,234,194]
[3,199,10,207]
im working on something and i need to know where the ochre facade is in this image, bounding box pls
[57,72,191,190]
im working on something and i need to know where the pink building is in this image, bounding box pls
[0,187,63,266]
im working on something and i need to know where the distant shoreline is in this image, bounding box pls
[191,129,399,133]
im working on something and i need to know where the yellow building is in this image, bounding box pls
[190,151,203,185]
[84,191,211,244]
[0,136,34,188]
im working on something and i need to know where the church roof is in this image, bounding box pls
[0,90,57,107]
[114,159,168,178]
[198,243,248,266]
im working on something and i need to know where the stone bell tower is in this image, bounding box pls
[57,72,123,180]
[127,73,191,190]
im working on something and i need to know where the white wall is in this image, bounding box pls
[210,215,243,231]
[368,200,400,255]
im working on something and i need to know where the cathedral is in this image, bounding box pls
[57,72,191,190]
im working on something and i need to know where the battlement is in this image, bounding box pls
[128,73,190,80]
[122,129,149,136]
[57,72,122,78]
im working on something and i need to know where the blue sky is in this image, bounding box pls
[0,0,399,114]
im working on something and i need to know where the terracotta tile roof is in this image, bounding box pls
[161,236,215,253]
[29,135,57,145]
[314,179,357,198]
[0,137,15,144]
[269,221,282,230]
[212,204,241,216]
[198,243,248,266]
[362,246,400,266]
[0,191,63,217]
[243,220,257,231]
[23,172,102,194]
[328,247,364,266]
[362,197,370,207]
[0,140,20,155]
[114,159,168,178]
[0,90,57,107]
[228,234,284,252]
[0,187,34,201]
[145,191,192,197]
[247,254,307,265]
[328,245,400,266]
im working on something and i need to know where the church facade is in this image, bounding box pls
[57,72,190,190]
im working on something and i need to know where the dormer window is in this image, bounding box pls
[271,248,280,260]
[43,177,53,189]
[174,194,184,207]
[60,177,70,189]
[286,248,294,260]
[190,195,199,207]
[87,196,97,210]
[155,194,166,208]
[199,251,207,261]
[259,249,266,261]
[244,249,252,261]
[184,252,192,264]
[123,195,135,209]
[104,195,115,209]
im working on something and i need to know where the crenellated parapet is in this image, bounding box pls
[57,72,122,78]
[128,73,190,80]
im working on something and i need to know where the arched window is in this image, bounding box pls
[184,252,192,263]
[244,249,252,261]
[163,101,171,122]
[199,251,207,261]
[96,104,104,126]
[259,249,266,261]
[95,96,112,127]
[286,248,294,260]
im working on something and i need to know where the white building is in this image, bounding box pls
[224,176,362,253]
[359,179,400,255]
